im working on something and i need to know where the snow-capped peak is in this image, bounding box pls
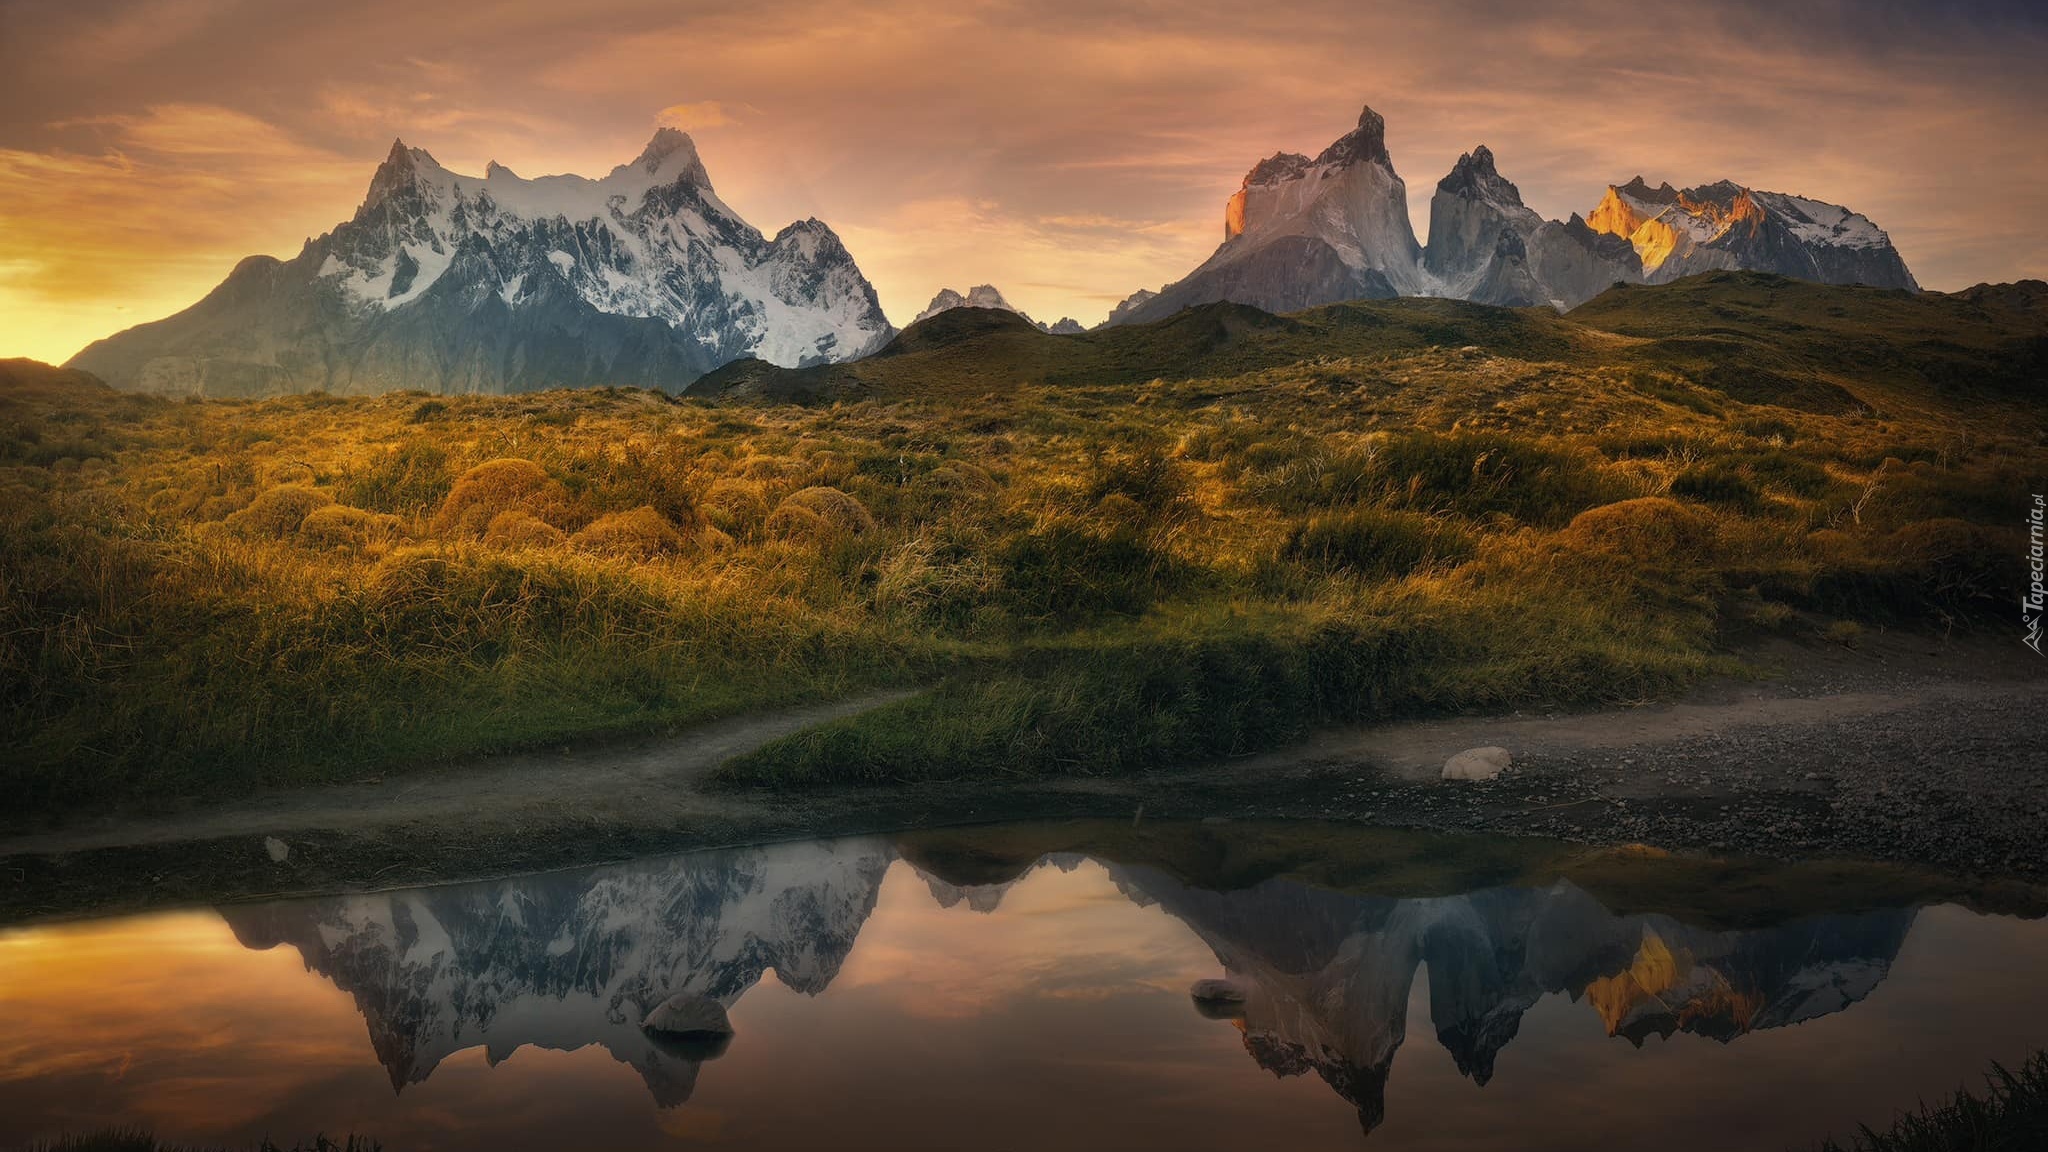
[1585,176,1911,287]
[623,126,711,188]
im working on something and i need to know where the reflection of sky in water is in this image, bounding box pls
[1,846,2045,1151]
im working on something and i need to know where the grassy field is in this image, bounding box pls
[2,272,2041,813]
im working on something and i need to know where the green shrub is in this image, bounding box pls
[553,441,700,529]
[700,477,772,538]
[1251,445,1379,511]
[996,520,1173,624]
[1748,450,1832,497]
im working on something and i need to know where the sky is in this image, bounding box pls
[2,0,2045,364]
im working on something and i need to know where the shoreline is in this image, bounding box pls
[3,629,2042,926]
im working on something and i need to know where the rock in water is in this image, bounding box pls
[263,836,290,863]
[1442,747,1512,781]
[642,993,733,1037]
[1191,977,1250,1019]
[1190,978,1248,1003]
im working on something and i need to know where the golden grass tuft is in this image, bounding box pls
[1559,497,1717,565]
[700,477,772,538]
[767,486,875,540]
[435,458,570,536]
[298,504,402,551]
[570,505,688,558]
[484,509,568,550]
[223,484,333,538]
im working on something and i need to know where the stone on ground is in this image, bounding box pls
[1442,746,1512,781]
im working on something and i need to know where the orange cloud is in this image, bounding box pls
[657,101,743,131]
[0,105,366,363]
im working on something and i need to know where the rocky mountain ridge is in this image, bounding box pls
[68,129,895,396]
[1110,103,1917,322]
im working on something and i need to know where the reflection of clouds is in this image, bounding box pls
[0,912,369,1137]
[1,0,2043,362]
[835,860,1217,1020]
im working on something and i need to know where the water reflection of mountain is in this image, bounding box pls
[221,836,1916,1126]
[1108,866,1916,1136]
[221,838,893,1105]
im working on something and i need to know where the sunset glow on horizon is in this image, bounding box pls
[2,0,2045,365]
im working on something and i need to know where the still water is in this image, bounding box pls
[2,822,2044,1150]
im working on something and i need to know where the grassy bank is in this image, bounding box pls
[2,275,2039,812]
[1816,1051,2048,1152]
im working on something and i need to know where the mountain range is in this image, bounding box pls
[67,106,1919,395]
[220,837,1917,1126]
[1107,105,1917,323]
[67,130,894,396]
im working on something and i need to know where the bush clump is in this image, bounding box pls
[341,439,452,515]
[435,459,570,536]
[1560,497,1717,565]
[996,520,1174,624]
[298,504,402,551]
[767,486,876,540]
[570,506,688,558]
[700,477,772,537]
[223,484,333,538]
[483,509,568,550]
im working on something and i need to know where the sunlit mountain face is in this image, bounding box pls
[5,825,2024,1152]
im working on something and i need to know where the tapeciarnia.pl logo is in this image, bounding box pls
[2027,492,2045,655]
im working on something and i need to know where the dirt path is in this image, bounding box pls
[1287,688,1934,781]
[0,689,920,857]
[2,631,2042,924]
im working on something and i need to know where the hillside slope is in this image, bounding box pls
[703,273,2048,417]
